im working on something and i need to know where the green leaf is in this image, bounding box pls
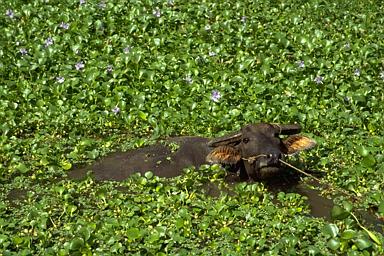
[127,228,141,241]
[220,226,232,235]
[16,163,29,173]
[356,146,369,157]
[87,149,99,160]
[364,229,382,246]
[342,201,353,212]
[66,205,78,215]
[322,224,339,238]
[361,155,376,167]
[138,111,147,120]
[229,109,241,117]
[60,160,72,171]
[354,237,372,250]
[341,230,357,240]
[154,38,161,46]
[331,205,349,220]
[378,201,384,214]
[145,171,154,180]
[69,237,84,251]
[327,238,340,250]
[0,234,8,244]
[78,226,91,241]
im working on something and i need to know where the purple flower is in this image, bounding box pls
[80,0,86,5]
[354,68,360,77]
[297,60,305,68]
[241,16,247,23]
[314,76,323,84]
[44,37,54,47]
[6,9,14,18]
[106,65,113,73]
[59,22,70,30]
[56,76,65,83]
[19,48,28,55]
[112,106,120,114]
[211,90,221,102]
[185,75,193,84]
[123,46,132,54]
[75,61,85,70]
[153,8,161,18]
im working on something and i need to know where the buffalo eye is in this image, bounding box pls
[242,138,249,144]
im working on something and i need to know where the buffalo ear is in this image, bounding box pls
[206,146,241,164]
[282,135,316,155]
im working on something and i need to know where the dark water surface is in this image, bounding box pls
[263,175,384,234]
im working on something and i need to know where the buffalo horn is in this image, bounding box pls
[272,124,302,135]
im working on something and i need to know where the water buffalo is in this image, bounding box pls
[68,123,316,181]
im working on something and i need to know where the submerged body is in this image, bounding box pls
[69,137,211,180]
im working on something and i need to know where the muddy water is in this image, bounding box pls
[264,176,384,234]
[199,170,383,234]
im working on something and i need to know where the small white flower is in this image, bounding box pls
[297,60,305,68]
[59,22,70,30]
[314,76,324,84]
[153,8,161,18]
[44,37,54,47]
[185,75,193,84]
[98,1,106,9]
[56,76,65,83]
[345,42,350,49]
[75,61,85,70]
[19,48,28,55]
[6,9,14,18]
[106,65,113,73]
[209,51,216,57]
[380,71,384,80]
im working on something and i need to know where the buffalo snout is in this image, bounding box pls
[262,153,282,167]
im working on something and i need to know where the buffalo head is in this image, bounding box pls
[206,123,316,180]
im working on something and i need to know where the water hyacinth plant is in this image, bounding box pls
[0,0,383,254]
